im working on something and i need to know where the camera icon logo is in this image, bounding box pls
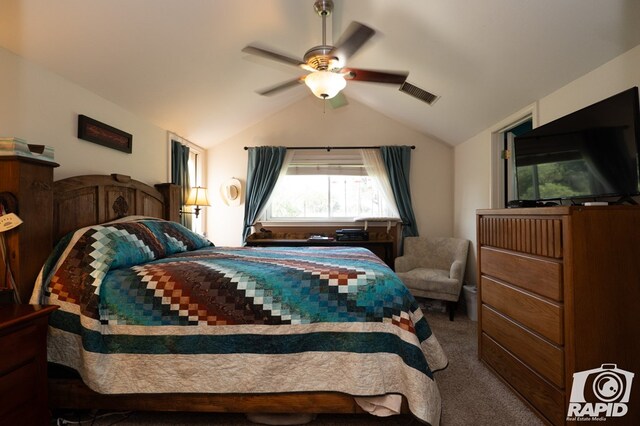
[567,363,634,419]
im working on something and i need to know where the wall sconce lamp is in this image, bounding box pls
[180,186,210,219]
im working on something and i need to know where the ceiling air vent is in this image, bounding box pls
[399,82,440,105]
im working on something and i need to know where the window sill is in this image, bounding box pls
[258,220,360,227]
[257,218,402,232]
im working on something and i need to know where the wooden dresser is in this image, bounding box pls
[0,304,58,425]
[477,206,639,425]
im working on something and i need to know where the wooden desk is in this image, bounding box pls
[246,238,395,269]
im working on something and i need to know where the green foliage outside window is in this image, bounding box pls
[268,175,391,219]
[516,160,592,200]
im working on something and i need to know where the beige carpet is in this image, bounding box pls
[52,310,544,425]
[425,311,543,426]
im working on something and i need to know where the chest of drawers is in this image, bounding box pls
[0,304,58,425]
[477,206,640,425]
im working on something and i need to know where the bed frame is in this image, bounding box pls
[43,174,391,416]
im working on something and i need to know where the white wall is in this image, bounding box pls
[454,44,640,286]
[0,46,169,184]
[207,95,454,247]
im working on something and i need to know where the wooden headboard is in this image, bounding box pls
[53,174,180,242]
[3,171,179,303]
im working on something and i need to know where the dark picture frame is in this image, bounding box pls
[77,115,133,153]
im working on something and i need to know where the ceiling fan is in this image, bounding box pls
[241,0,439,105]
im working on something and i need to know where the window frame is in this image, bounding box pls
[490,103,538,208]
[167,132,207,235]
[260,150,400,225]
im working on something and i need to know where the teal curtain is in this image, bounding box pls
[380,145,418,238]
[171,140,192,229]
[242,146,287,243]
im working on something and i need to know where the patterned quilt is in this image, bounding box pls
[31,217,447,425]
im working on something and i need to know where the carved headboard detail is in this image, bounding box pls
[53,174,179,242]
[112,195,129,218]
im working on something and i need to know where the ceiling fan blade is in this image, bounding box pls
[329,22,375,63]
[343,68,408,85]
[256,77,305,96]
[242,45,307,68]
[399,81,440,105]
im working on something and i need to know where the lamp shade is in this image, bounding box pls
[304,71,346,99]
[185,187,210,206]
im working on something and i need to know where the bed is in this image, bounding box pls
[27,174,448,425]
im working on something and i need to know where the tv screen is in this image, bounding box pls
[513,87,640,202]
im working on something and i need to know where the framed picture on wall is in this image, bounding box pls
[77,115,133,154]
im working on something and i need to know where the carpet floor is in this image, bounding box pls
[52,310,545,425]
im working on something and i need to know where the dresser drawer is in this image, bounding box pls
[480,247,563,301]
[0,305,57,426]
[0,323,40,375]
[0,360,39,418]
[482,305,564,388]
[482,333,565,426]
[481,276,563,345]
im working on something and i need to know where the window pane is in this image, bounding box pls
[329,176,385,217]
[188,150,204,234]
[270,176,329,218]
[516,160,593,200]
[268,175,394,220]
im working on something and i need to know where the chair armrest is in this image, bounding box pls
[395,255,417,272]
[450,260,465,282]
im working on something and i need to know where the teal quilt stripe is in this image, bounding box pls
[49,314,431,378]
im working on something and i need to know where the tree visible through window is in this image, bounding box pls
[263,149,399,221]
[516,160,593,200]
[267,175,394,220]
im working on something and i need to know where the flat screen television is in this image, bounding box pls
[513,87,640,204]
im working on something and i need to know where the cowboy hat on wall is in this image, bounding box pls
[220,178,242,206]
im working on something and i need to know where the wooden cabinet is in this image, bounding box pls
[477,206,640,425]
[0,304,58,425]
[0,156,58,303]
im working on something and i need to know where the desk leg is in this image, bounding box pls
[384,244,394,270]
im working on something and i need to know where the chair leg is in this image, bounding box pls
[447,301,456,321]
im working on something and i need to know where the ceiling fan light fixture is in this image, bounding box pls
[304,71,346,99]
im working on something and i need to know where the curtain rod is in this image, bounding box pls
[243,145,416,151]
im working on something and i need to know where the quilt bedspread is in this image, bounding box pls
[30,218,448,425]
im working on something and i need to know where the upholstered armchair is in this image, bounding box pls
[395,236,470,320]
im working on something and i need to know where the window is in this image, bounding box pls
[502,118,533,205]
[268,175,395,220]
[168,133,207,235]
[263,150,398,221]
[187,149,205,234]
[515,159,592,200]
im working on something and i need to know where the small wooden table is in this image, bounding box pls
[0,304,58,425]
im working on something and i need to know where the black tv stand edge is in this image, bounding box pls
[615,195,639,205]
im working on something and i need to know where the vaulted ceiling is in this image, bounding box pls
[1,0,640,148]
